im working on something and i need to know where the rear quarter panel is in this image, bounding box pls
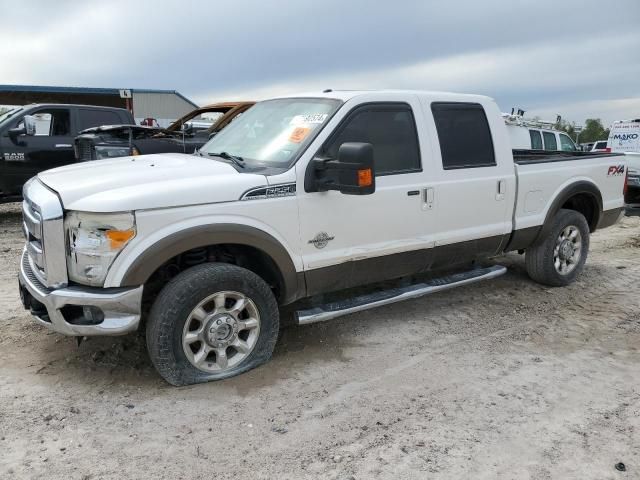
[514,156,626,230]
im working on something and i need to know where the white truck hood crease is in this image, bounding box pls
[37,153,267,212]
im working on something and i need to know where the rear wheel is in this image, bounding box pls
[146,263,279,386]
[525,209,590,287]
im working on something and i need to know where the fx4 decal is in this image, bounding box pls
[607,165,625,176]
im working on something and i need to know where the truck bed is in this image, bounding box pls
[513,149,624,165]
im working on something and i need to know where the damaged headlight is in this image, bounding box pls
[65,211,136,286]
[94,145,133,159]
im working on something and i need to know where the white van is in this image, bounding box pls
[503,115,578,152]
[608,119,640,153]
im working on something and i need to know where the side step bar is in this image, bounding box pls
[296,265,507,325]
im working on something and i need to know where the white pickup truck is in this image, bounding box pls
[18,90,627,385]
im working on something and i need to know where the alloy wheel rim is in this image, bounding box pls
[553,225,582,275]
[182,291,260,373]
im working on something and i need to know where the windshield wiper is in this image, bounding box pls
[207,151,245,169]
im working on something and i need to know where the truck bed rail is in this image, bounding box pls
[513,149,623,165]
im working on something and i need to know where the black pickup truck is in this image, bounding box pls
[0,104,133,202]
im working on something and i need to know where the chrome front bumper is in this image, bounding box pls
[18,250,143,336]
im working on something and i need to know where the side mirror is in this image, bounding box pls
[8,115,36,143]
[23,115,36,136]
[307,142,375,195]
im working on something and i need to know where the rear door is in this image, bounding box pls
[420,100,516,267]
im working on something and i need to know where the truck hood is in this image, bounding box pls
[37,153,267,212]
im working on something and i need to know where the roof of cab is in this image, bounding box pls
[268,89,495,103]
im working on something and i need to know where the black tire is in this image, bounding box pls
[146,263,279,386]
[525,208,590,287]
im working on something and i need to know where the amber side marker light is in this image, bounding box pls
[106,229,136,249]
[131,147,141,156]
[358,168,373,187]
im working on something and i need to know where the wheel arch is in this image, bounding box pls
[119,224,304,305]
[536,180,602,243]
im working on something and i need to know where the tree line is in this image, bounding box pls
[555,118,610,144]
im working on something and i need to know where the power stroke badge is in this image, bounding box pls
[308,232,335,249]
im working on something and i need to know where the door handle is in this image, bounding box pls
[496,180,506,200]
[55,144,72,148]
[423,187,435,210]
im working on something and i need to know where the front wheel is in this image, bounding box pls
[146,263,279,386]
[525,209,590,287]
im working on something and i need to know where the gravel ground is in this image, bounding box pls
[0,201,638,480]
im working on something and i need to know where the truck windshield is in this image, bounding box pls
[199,98,341,168]
[0,106,23,125]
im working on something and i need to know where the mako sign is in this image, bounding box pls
[608,121,640,153]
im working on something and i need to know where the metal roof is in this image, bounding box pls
[0,84,198,107]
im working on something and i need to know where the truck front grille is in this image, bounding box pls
[22,178,67,288]
[75,139,95,161]
[22,199,46,278]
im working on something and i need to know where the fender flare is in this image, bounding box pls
[536,180,603,242]
[119,224,303,304]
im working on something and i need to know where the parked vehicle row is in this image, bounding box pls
[17,89,627,385]
[74,101,254,161]
[503,114,578,152]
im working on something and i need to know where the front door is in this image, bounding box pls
[296,97,436,296]
[2,108,75,194]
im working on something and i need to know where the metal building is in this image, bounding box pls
[0,85,198,127]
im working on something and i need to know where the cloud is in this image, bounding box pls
[1,0,639,124]
[196,31,640,125]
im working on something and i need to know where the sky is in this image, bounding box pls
[1,0,639,126]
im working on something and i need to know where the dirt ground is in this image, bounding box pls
[0,202,638,480]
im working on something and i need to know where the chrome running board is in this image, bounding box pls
[296,265,507,325]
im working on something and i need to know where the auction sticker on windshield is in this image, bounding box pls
[290,114,328,125]
[289,127,311,143]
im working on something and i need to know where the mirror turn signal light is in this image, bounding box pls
[105,229,136,249]
[358,168,373,187]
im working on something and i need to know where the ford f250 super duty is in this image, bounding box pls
[18,90,627,386]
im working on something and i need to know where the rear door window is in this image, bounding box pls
[77,109,123,131]
[431,102,496,169]
[529,130,543,149]
[543,132,557,151]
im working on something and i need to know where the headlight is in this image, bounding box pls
[65,211,136,286]
[94,145,132,159]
